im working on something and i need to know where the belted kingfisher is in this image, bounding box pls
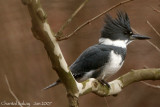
[43,11,150,90]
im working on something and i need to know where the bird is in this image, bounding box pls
[43,11,150,90]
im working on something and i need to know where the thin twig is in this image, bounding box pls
[146,20,160,37]
[142,66,160,89]
[141,81,160,89]
[56,0,89,38]
[57,0,134,41]
[146,40,160,52]
[151,7,160,13]
[104,97,110,107]
[5,75,23,107]
[132,28,160,53]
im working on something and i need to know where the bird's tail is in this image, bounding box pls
[42,79,61,90]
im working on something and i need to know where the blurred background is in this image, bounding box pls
[0,0,160,107]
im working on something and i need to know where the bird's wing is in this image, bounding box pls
[70,44,111,78]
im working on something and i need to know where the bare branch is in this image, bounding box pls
[78,68,160,96]
[146,20,160,37]
[56,0,89,38]
[146,40,160,52]
[22,0,79,106]
[22,1,160,106]
[132,28,160,53]
[142,66,160,89]
[151,7,160,13]
[57,0,134,41]
[5,75,23,107]
[141,81,160,89]
[104,97,110,107]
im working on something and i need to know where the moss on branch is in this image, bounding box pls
[22,0,79,106]
[79,68,160,96]
[22,0,160,107]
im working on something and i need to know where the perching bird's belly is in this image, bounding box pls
[78,50,124,82]
[98,50,124,80]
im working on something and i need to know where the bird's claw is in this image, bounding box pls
[98,80,110,88]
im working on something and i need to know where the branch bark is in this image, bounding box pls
[78,68,160,96]
[22,0,160,107]
[21,0,79,106]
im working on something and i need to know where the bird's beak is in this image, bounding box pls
[131,34,151,40]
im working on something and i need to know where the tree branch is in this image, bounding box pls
[21,0,79,106]
[146,40,160,52]
[22,1,160,107]
[141,81,160,89]
[57,0,134,41]
[151,7,160,14]
[5,75,23,107]
[146,20,160,37]
[78,68,160,96]
[56,0,89,38]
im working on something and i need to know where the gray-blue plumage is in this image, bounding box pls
[71,44,126,81]
[43,11,150,90]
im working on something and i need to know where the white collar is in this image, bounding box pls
[99,38,130,48]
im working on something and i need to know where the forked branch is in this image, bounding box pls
[57,0,134,41]
[56,0,89,38]
[22,0,160,107]
[21,0,79,106]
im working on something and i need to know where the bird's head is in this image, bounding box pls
[99,11,150,47]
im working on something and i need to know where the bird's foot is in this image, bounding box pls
[98,80,110,88]
[112,94,118,97]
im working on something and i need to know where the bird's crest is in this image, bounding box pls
[101,11,132,40]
